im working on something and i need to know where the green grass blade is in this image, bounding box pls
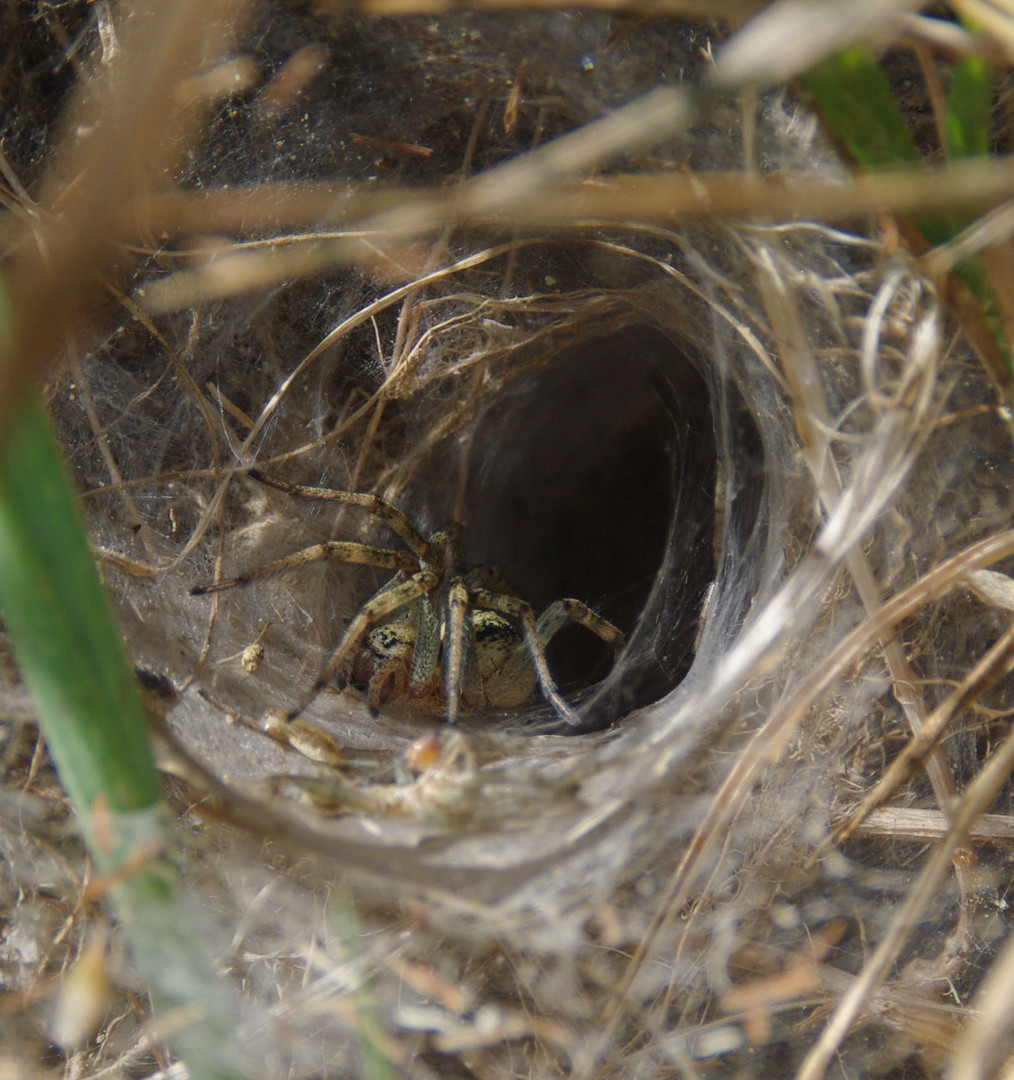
[0,395,162,832]
[801,46,922,169]
[947,52,994,160]
[802,44,1009,373]
[0,285,246,1080]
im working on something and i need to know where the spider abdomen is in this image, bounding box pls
[472,611,521,679]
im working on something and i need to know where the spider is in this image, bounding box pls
[192,470,624,726]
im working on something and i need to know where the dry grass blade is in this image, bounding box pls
[2,0,254,422]
[853,806,1014,844]
[344,0,759,14]
[131,159,1014,237]
[797,721,1014,1080]
[715,0,925,87]
[949,926,1014,1080]
[830,614,1014,847]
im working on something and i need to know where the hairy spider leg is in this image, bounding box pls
[191,541,418,595]
[493,598,625,713]
[358,585,431,713]
[286,568,441,721]
[407,592,441,694]
[248,470,433,560]
[538,598,624,649]
[443,577,470,726]
[468,587,580,725]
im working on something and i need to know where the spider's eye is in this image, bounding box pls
[462,324,719,723]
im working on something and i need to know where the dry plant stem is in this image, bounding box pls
[830,614,1014,847]
[348,0,760,16]
[912,40,952,156]
[796,721,1014,1080]
[596,524,1014,1066]
[68,349,146,539]
[924,201,1014,278]
[899,11,1006,60]
[714,0,929,85]
[384,94,490,386]
[948,921,1014,1080]
[855,807,1014,845]
[955,0,1014,62]
[130,159,1014,263]
[754,246,976,890]
[2,0,252,425]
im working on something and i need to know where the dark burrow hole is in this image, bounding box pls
[461,324,718,727]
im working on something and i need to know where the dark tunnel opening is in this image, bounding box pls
[462,324,718,726]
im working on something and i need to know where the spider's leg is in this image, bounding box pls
[286,568,440,721]
[407,592,441,696]
[191,541,418,595]
[249,470,433,560]
[460,616,483,710]
[469,588,580,725]
[492,598,624,709]
[442,577,473,726]
[535,599,624,650]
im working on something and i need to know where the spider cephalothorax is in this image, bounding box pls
[192,471,624,726]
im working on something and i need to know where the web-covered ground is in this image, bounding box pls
[2,5,1013,1078]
